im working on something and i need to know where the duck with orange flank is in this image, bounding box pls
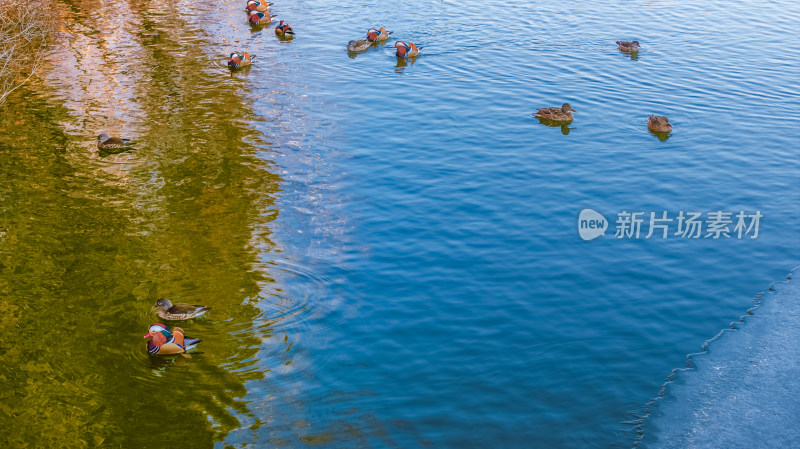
[245,0,269,12]
[228,51,253,69]
[366,27,389,42]
[275,20,294,37]
[144,323,201,355]
[248,10,270,26]
[394,41,419,58]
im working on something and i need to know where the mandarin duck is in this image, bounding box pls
[393,41,419,58]
[248,10,271,26]
[533,103,577,122]
[144,323,201,355]
[154,298,210,320]
[97,133,132,151]
[274,20,294,37]
[245,0,269,12]
[616,41,640,52]
[647,115,673,133]
[366,27,389,42]
[228,51,253,69]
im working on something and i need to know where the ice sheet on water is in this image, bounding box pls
[640,268,800,448]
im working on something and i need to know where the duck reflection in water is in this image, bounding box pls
[228,63,252,76]
[394,53,419,72]
[649,129,672,141]
[393,56,417,72]
[534,117,573,135]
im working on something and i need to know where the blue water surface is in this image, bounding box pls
[226,0,800,446]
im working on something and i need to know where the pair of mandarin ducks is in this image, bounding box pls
[228,19,293,69]
[347,27,390,52]
[245,0,271,26]
[244,0,294,35]
[144,298,209,355]
[346,27,420,59]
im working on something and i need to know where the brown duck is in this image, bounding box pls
[97,133,132,151]
[347,39,371,52]
[533,103,577,122]
[648,115,673,133]
[616,41,640,52]
[154,298,210,320]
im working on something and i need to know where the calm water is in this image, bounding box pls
[1,0,799,447]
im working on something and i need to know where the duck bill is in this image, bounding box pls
[143,333,151,338]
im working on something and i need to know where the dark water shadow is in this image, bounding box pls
[394,55,418,72]
[649,130,672,141]
[619,50,639,60]
[534,116,574,135]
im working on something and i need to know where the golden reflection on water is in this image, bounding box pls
[0,0,381,444]
[0,0,287,446]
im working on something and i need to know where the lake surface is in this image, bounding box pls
[1,0,799,447]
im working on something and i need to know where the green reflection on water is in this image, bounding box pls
[0,3,281,447]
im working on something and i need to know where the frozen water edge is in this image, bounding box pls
[638,266,800,448]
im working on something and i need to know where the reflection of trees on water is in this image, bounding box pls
[0,0,282,445]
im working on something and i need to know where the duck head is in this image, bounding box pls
[144,323,172,349]
[144,323,171,339]
[97,133,110,142]
[561,103,577,113]
[155,298,173,311]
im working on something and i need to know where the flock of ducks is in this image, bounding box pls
[533,41,673,138]
[228,0,422,71]
[224,0,293,70]
[97,4,426,153]
[118,1,424,356]
[103,18,669,355]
